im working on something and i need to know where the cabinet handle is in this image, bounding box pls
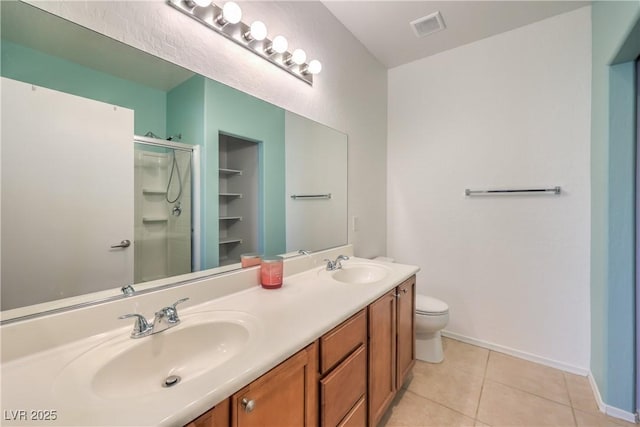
[241,398,255,413]
[394,288,408,298]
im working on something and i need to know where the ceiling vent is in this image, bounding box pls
[410,11,446,38]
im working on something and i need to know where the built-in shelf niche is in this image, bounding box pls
[218,132,259,266]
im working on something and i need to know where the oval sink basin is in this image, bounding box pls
[54,311,260,400]
[328,263,390,284]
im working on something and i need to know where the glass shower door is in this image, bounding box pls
[134,141,193,283]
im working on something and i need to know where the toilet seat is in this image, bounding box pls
[416,295,449,315]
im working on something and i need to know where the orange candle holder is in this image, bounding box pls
[240,253,261,268]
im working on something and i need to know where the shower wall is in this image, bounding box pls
[134,145,192,283]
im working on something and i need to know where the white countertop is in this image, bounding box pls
[1,257,419,426]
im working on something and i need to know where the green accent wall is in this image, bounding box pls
[167,75,286,270]
[204,79,286,269]
[1,40,166,136]
[591,1,640,414]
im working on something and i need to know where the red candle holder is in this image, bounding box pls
[260,256,283,289]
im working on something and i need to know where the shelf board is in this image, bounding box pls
[142,217,168,223]
[219,216,243,221]
[219,168,242,176]
[219,237,243,245]
[142,188,167,195]
[219,193,243,198]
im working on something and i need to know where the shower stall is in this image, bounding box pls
[133,135,200,283]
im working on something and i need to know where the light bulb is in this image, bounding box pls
[192,0,212,6]
[306,59,322,75]
[249,21,267,41]
[217,1,242,25]
[272,35,288,54]
[291,49,307,65]
[222,2,242,24]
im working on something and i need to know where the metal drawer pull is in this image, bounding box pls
[394,288,408,298]
[241,398,255,413]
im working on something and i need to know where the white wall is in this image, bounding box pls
[388,7,591,371]
[27,0,388,259]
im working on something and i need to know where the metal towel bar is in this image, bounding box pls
[290,193,332,200]
[465,186,561,196]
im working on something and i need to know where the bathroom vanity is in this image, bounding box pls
[185,276,415,427]
[0,247,419,427]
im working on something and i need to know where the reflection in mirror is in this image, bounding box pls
[134,137,200,283]
[286,112,348,252]
[0,1,347,320]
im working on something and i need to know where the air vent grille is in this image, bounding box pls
[410,11,446,38]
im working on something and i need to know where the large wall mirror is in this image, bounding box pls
[0,1,348,321]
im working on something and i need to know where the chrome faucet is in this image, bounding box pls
[121,284,135,296]
[324,255,350,271]
[119,297,189,339]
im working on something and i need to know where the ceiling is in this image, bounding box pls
[323,1,590,68]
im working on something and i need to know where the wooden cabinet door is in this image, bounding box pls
[396,276,416,389]
[232,342,318,427]
[367,290,397,427]
[185,399,230,427]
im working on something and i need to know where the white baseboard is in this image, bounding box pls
[605,405,638,424]
[441,330,589,375]
[587,373,638,424]
[587,372,606,413]
[440,331,638,424]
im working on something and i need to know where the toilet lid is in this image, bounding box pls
[416,295,449,315]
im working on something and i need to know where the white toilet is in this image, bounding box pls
[415,294,450,363]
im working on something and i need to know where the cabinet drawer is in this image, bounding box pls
[338,396,366,427]
[320,309,366,374]
[320,345,366,427]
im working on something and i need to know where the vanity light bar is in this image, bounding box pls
[167,0,321,86]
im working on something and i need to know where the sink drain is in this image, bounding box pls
[162,375,181,388]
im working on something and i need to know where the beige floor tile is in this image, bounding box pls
[612,418,640,427]
[380,389,475,427]
[607,416,638,427]
[438,337,490,377]
[477,380,575,427]
[564,372,600,414]
[574,409,637,427]
[407,362,484,417]
[485,351,571,405]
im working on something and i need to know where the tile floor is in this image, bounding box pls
[380,337,637,427]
